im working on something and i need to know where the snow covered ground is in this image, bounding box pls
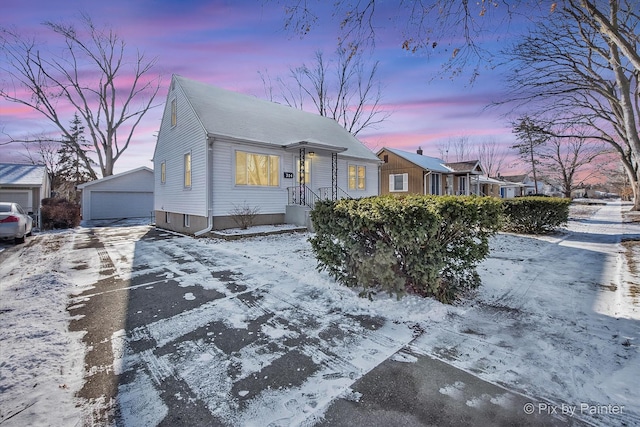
[0,202,638,426]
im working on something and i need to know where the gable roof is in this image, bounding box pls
[0,163,47,186]
[380,147,451,173]
[444,160,483,174]
[499,174,528,184]
[77,166,153,189]
[173,75,379,161]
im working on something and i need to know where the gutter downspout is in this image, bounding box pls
[195,137,215,236]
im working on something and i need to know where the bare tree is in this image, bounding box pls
[20,138,65,196]
[272,1,640,81]
[438,136,472,162]
[476,138,507,177]
[501,2,640,209]
[537,131,610,198]
[0,14,161,178]
[260,44,390,136]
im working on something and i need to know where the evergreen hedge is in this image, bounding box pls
[309,195,503,303]
[502,196,570,234]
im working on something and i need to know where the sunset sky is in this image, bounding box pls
[1,0,524,175]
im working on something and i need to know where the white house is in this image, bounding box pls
[0,163,50,215]
[153,75,381,234]
[77,167,154,221]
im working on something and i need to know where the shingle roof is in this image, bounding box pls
[444,160,481,173]
[0,163,46,186]
[175,75,379,161]
[381,147,451,173]
[500,174,528,183]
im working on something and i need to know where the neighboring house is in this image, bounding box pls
[77,167,154,221]
[377,147,485,196]
[498,174,541,196]
[541,180,565,198]
[476,175,503,198]
[153,75,380,234]
[0,163,50,216]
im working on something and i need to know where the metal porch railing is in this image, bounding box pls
[287,186,320,208]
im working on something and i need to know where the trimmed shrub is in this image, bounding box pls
[41,197,81,230]
[502,196,570,234]
[309,195,503,303]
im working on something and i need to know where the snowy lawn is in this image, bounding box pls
[0,202,639,426]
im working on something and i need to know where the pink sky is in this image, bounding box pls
[1,0,522,175]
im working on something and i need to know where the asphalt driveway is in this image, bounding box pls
[60,224,580,426]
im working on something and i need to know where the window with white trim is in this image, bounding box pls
[171,99,177,127]
[184,152,192,188]
[348,165,366,190]
[184,214,190,228]
[165,212,171,223]
[235,151,279,187]
[161,161,166,184]
[389,173,408,192]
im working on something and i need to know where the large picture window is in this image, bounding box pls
[235,151,280,187]
[348,165,366,190]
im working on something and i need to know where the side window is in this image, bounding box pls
[348,165,366,190]
[161,161,166,184]
[389,173,408,192]
[171,98,177,127]
[184,152,192,188]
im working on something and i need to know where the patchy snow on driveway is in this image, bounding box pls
[0,202,639,426]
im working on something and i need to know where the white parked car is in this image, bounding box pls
[0,202,33,244]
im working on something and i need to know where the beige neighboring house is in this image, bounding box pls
[377,147,486,196]
[0,163,50,217]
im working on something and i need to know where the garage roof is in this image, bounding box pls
[0,163,47,186]
[77,166,153,189]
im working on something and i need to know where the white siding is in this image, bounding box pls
[339,158,379,198]
[211,139,292,217]
[285,154,379,199]
[154,81,208,216]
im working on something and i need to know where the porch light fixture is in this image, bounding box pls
[308,151,315,157]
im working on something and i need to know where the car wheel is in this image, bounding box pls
[15,235,25,244]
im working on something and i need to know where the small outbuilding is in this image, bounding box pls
[0,163,50,215]
[78,167,154,221]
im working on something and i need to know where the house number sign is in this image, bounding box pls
[283,172,294,179]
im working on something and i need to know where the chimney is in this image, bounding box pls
[417,146,423,155]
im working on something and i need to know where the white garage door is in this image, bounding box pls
[89,191,153,220]
[0,191,30,210]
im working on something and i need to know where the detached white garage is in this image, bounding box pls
[78,167,154,221]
